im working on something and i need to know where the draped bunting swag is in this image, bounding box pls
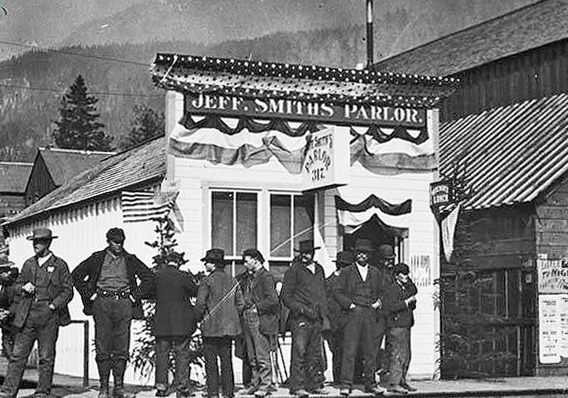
[335,194,412,229]
[169,115,435,174]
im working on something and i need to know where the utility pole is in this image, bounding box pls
[366,0,374,68]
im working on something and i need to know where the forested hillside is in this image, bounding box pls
[0,25,365,161]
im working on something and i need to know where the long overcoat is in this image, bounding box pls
[154,265,199,338]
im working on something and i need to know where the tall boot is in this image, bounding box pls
[112,359,127,398]
[97,360,112,398]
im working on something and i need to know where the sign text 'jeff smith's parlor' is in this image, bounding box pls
[186,93,426,128]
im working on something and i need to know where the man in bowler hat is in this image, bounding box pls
[72,227,154,398]
[333,239,385,396]
[281,240,329,397]
[323,251,353,386]
[153,252,199,398]
[196,248,244,398]
[0,228,73,398]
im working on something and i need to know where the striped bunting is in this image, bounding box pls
[335,194,412,228]
[122,191,178,223]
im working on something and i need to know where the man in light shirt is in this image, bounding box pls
[0,228,73,398]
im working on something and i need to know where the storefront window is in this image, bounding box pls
[211,190,258,257]
[270,193,313,259]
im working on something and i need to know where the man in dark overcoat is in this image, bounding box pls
[72,227,154,398]
[281,240,328,398]
[374,244,396,375]
[323,251,353,386]
[237,248,280,397]
[0,228,73,398]
[382,263,417,395]
[333,239,385,397]
[154,252,199,398]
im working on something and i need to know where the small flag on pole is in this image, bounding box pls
[122,191,178,223]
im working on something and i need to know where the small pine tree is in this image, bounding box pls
[119,104,165,150]
[53,75,113,151]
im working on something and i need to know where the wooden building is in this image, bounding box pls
[0,162,32,244]
[25,147,114,206]
[374,0,568,377]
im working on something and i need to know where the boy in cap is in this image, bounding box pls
[196,248,244,398]
[382,263,417,394]
[281,240,329,397]
[0,228,73,398]
[236,249,279,397]
[72,227,154,398]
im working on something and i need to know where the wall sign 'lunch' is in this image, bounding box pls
[185,93,427,128]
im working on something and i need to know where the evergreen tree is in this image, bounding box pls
[119,104,165,150]
[53,75,113,151]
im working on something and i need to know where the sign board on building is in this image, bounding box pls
[185,93,427,128]
[430,180,452,208]
[301,127,350,192]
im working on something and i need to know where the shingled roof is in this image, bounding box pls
[440,92,568,209]
[5,137,165,225]
[152,53,458,109]
[0,162,33,193]
[38,147,114,187]
[374,0,568,76]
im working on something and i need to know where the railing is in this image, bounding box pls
[69,319,90,388]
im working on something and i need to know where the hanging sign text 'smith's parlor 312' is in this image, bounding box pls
[301,127,350,192]
[185,93,426,128]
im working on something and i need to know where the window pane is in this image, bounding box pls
[212,191,234,255]
[294,195,314,251]
[270,195,292,257]
[236,192,258,254]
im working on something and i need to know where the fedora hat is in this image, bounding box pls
[334,251,354,266]
[354,238,374,252]
[26,228,58,241]
[377,244,395,259]
[294,240,321,254]
[201,248,225,264]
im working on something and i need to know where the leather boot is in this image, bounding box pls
[97,360,112,398]
[112,359,127,398]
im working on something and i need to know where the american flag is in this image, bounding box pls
[121,191,178,223]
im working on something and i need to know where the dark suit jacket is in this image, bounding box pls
[383,278,418,328]
[11,254,73,328]
[154,265,198,338]
[333,264,384,310]
[72,248,154,319]
[281,260,328,323]
[236,267,280,335]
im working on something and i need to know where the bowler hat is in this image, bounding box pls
[201,248,225,264]
[242,248,265,264]
[334,251,354,266]
[294,240,321,254]
[377,244,395,259]
[26,228,58,241]
[392,263,410,275]
[106,228,126,242]
[354,238,374,252]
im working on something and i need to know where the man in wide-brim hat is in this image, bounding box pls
[0,228,73,398]
[281,240,328,397]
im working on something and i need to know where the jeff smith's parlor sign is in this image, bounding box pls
[186,93,427,128]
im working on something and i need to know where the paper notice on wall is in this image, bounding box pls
[539,295,562,364]
[560,296,568,357]
[537,258,568,294]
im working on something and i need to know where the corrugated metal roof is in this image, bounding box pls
[0,162,33,193]
[152,54,458,109]
[440,92,568,209]
[5,137,165,225]
[374,0,568,76]
[39,148,114,186]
